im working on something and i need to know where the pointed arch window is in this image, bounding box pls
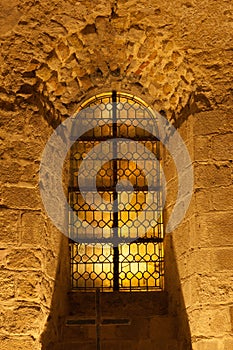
[68,91,164,291]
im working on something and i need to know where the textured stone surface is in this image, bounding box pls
[0,0,232,349]
[164,104,233,348]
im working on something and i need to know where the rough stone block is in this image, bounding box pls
[0,209,19,245]
[194,111,233,136]
[192,338,221,350]
[2,304,42,334]
[195,212,233,247]
[195,189,213,212]
[195,163,231,188]
[211,186,233,211]
[43,249,58,279]
[180,278,192,307]
[213,248,233,271]
[6,249,41,270]
[21,211,45,245]
[162,155,177,183]
[36,64,53,81]
[0,161,23,183]
[0,115,23,140]
[15,272,42,300]
[0,1,22,35]
[186,248,213,275]
[0,336,38,350]
[211,133,233,161]
[27,114,53,140]
[19,162,39,185]
[189,273,233,305]
[190,307,231,337]
[2,186,41,209]
[172,219,192,257]
[40,277,53,305]
[0,271,15,300]
[194,136,211,161]
[5,140,44,161]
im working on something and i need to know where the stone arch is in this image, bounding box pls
[34,30,195,121]
[0,0,195,127]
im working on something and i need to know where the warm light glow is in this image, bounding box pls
[69,92,164,291]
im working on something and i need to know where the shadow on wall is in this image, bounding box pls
[40,233,70,350]
[37,89,192,349]
[165,232,192,350]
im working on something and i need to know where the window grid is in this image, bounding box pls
[69,91,164,291]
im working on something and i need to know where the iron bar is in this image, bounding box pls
[112,90,119,291]
[72,135,159,142]
[68,186,162,192]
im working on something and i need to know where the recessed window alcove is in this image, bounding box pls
[68,91,164,292]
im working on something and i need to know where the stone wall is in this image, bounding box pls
[0,0,232,349]
[0,90,70,349]
[164,110,233,349]
[163,113,194,348]
[190,110,233,349]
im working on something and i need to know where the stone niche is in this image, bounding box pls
[0,0,233,349]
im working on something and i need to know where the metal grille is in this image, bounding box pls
[69,92,164,291]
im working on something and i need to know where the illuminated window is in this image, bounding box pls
[69,92,164,291]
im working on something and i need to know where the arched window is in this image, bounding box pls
[68,91,164,291]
